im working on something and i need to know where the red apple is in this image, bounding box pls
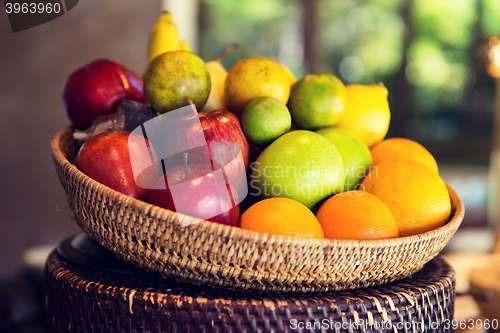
[149,168,240,226]
[183,110,249,201]
[74,131,160,201]
[158,162,212,187]
[63,59,146,130]
[153,109,249,202]
[199,110,249,169]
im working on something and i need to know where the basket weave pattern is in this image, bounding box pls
[51,126,464,292]
[45,251,455,333]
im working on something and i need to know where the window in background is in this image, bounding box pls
[200,0,500,156]
[320,0,500,154]
[199,0,304,79]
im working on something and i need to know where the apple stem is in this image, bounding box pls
[183,153,189,177]
[214,43,239,63]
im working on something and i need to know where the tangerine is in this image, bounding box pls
[239,198,324,238]
[370,137,438,174]
[224,57,290,117]
[316,191,399,240]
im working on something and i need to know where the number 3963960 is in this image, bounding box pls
[5,2,61,14]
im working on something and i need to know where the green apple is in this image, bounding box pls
[250,130,345,209]
[287,73,347,130]
[316,127,373,191]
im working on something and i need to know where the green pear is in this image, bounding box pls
[250,130,345,209]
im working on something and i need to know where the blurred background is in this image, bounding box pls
[1,0,500,330]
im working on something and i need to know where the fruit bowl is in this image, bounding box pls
[51,126,464,293]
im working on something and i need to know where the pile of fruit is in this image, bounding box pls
[63,12,451,241]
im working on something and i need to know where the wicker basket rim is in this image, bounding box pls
[52,125,464,249]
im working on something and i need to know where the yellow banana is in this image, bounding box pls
[179,40,191,52]
[147,11,181,64]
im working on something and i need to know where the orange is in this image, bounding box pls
[361,160,451,237]
[224,57,290,117]
[370,138,438,174]
[277,61,296,86]
[316,191,399,240]
[239,198,324,238]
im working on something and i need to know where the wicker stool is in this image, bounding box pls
[45,234,455,333]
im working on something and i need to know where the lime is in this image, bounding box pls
[241,96,291,145]
[316,127,373,191]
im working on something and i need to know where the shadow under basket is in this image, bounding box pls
[51,126,464,293]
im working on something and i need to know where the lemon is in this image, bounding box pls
[337,83,391,147]
[201,60,228,112]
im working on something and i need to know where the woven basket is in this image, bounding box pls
[51,126,464,293]
[45,249,455,333]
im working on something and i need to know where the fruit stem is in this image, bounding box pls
[215,43,239,62]
[183,153,189,177]
[187,100,197,113]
